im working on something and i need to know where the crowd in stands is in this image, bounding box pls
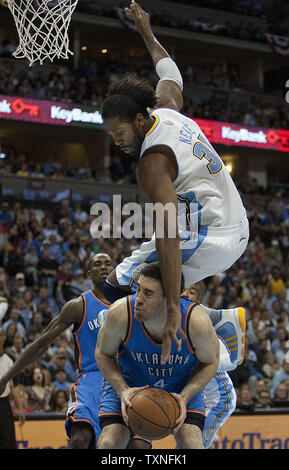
[163,0,265,18]
[183,96,289,131]
[0,146,135,186]
[76,1,285,42]
[0,54,288,130]
[2,146,289,202]
[0,173,289,414]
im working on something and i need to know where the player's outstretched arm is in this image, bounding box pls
[0,298,82,395]
[125,0,183,111]
[95,299,129,394]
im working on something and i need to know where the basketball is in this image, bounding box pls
[127,388,180,440]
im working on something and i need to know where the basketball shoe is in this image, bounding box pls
[201,305,246,369]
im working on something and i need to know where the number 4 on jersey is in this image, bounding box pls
[153,379,167,388]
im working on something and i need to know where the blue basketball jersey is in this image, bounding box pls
[73,290,110,373]
[117,295,199,393]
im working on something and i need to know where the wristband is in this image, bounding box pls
[155,57,183,91]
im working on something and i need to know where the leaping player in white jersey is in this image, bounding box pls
[101,1,249,365]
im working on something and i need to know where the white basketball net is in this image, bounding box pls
[6,0,79,66]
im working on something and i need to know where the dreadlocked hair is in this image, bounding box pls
[101,75,157,122]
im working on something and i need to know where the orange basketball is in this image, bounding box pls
[127,388,180,440]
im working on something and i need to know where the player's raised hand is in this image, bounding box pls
[124,0,151,36]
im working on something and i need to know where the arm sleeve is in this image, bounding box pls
[155,57,183,91]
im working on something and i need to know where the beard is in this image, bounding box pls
[127,124,144,157]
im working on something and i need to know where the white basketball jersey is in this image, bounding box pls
[140,108,246,233]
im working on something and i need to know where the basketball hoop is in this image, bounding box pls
[5,0,79,66]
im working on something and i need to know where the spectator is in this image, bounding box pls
[0,202,13,226]
[22,230,42,260]
[255,389,272,409]
[271,324,289,351]
[275,339,289,365]
[25,365,52,412]
[22,291,36,321]
[69,269,92,295]
[30,163,44,178]
[47,234,62,262]
[246,311,265,345]
[9,272,28,299]
[15,297,33,329]
[49,333,74,363]
[2,307,26,339]
[26,311,45,342]
[42,217,61,242]
[37,300,54,327]
[48,389,69,413]
[254,378,270,397]
[56,263,74,287]
[48,348,76,383]
[236,383,256,412]
[37,248,59,297]
[5,332,25,362]
[16,163,29,177]
[73,203,88,223]
[261,351,281,381]
[33,286,58,316]
[3,323,17,351]
[54,199,74,224]
[272,381,289,407]
[270,359,289,397]
[51,368,72,393]
[269,267,286,296]
[24,247,39,284]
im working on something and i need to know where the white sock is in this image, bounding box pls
[200,304,222,325]
[200,306,236,371]
[217,338,235,372]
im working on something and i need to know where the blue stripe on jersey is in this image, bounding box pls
[177,190,208,263]
[73,290,110,373]
[117,295,199,393]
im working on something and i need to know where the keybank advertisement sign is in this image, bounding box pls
[0,94,104,129]
[0,94,289,151]
[194,117,289,153]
